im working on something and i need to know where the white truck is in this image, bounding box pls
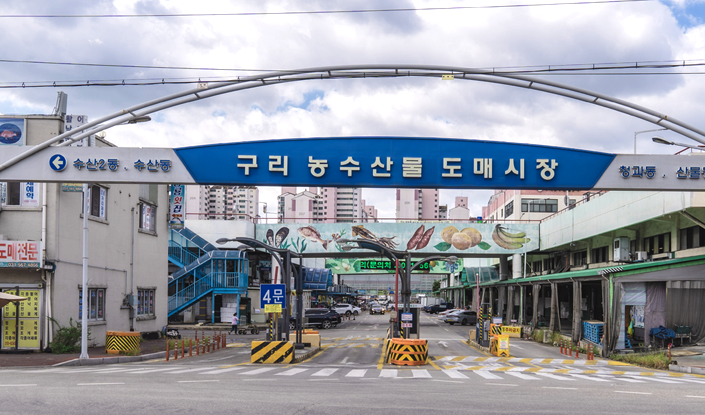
[420,296,442,307]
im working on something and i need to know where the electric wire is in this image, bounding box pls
[0,0,656,18]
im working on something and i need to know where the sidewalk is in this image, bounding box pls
[669,344,705,375]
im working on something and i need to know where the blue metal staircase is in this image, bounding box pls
[168,228,248,318]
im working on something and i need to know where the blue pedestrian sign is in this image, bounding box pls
[49,154,67,172]
[260,284,286,313]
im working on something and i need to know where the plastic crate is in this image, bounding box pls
[675,325,690,334]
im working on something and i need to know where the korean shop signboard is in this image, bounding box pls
[0,241,42,268]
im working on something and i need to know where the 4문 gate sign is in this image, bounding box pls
[260,284,286,313]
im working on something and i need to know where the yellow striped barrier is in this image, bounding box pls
[251,341,293,364]
[490,335,510,357]
[105,331,140,355]
[389,338,428,366]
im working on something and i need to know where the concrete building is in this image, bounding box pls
[482,189,583,223]
[276,187,367,223]
[396,188,440,221]
[361,199,378,223]
[0,115,168,350]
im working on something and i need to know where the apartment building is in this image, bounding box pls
[185,185,259,221]
[276,187,367,223]
[396,188,440,221]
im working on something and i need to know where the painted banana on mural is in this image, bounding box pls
[491,224,530,250]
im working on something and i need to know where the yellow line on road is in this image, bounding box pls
[451,356,465,362]
[427,359,442,371]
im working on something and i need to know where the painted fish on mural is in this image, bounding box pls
[297,226,330,250]
[0,130,17,139]
[352,225,398,250]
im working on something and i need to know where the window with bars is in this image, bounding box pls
[137,289,155,316]
[79,288,105,321]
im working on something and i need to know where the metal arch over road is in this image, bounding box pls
[2,64,705,173]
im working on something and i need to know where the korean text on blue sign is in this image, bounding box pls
[260,284,287,309]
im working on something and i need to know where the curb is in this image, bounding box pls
[467,339,491,354]
[292,348,320,363]
[669,364,705,375]
[53,351,166,367]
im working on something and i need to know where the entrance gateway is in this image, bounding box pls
[2,65,705,357]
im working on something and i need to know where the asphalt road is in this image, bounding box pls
[1,312,704,414]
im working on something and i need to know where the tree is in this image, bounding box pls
[432,279,441,293]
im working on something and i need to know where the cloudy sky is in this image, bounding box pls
[2,0,705,219]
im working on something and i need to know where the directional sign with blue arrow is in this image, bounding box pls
[49,154,67,172]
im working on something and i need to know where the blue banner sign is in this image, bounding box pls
[174,137,615,189]
[260,284,287,309]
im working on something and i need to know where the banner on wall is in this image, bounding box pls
[0,118,25,146]
[169,184,185,228]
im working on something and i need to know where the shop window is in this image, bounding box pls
[591,246,608,263]
[1,181,40,207]
[139,202,157,233]
[137,289,155,316]
[521,199,558,213]
[680,226,703,250]
[79,288,105,321]
[643,232,671,255]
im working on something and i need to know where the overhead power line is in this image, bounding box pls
[0,0,655,18]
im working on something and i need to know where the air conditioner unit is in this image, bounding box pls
[636,251,648,261]
[614,237,630,262]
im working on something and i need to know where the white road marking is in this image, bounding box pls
[674,378,705,385]
[346,369,367,378]
[473,371,503,380]
[569,374,610,382]
[240,368,277,375]
[632,376,682,384]
[312,368,338,377]
[536,373,575,381]
[506,372,541,381]
[177,380,219,383]
[77,383,125,386]
[442,370,469,379]
[379,369,398,378]
[167,367,218,374]
[127,368,186,374]
[199,367,246,375]
[542,387,577,390]
[0,384,37,387]
[276,368,308,376]
[341,357,349,364]
[486,383,517,386]
[686,396,705,399]
[412,370,432,378]
[510,345,524,349]
[596,375,644,383]
[614,391,651,395]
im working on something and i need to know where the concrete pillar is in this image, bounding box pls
[499,256,510,281]
[512,254,522,279]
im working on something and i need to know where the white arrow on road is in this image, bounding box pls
[51,156,64,169]
[438,341,449,348]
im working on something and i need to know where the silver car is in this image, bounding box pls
[445,310,478,326]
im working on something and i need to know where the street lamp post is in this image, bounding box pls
[216,237,305,349]
[634,128,667,154]
[652,136,705,151]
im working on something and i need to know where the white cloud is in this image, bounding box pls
[2,0,705,216]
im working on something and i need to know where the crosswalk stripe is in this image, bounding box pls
[473,371,503,380]
[632,376,682,384]
[536,373,575,381]
[443,370,469,379]
[276,368,308,376]
[127,368,185,374]
[167,367,218,374]
[569,374,610,382]
[199,367,247,375]
[241,368,277,375]
[346,370,367,378]
[672,378,705,385]
[412,370,432,378]
[596,375,644,383]
[312,368,338,377]
[506,372,541,380]
[379,369,397,378]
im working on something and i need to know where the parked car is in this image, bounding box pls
[289,308,341,330]
[369,303,385,315]
[333,303,362,317]
[438,308,461,321]
[428,302,455,314]
[445,310,478,326]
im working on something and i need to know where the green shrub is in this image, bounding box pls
[610,351,670,370]
[48,317,90,354]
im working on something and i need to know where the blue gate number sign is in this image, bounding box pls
[260,284,286,310]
